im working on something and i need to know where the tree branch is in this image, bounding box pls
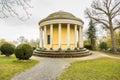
[87,12,110,29]
[111,1,120,13]
[0,0,32,20]
[113,21,120,31]
[104,0,110,13]
[108,0,112,8]
[92,17,109,29]
[92,4,108,15]
[114,26,120,31]
[111,8,120,18]
[85,8,109,29]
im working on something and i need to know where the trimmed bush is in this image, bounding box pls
[32,47,36,50]
[15,44,33,60]
[99,42,108,50]
[0,43,15,56]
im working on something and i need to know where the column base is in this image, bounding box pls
[67,48,71,50]
[79,47,84,49]
[50,48,53,50]
[58,48,62,51]
[74,47,78,50]
[43,48,47,50]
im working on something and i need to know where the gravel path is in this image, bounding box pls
[12,51,120,80]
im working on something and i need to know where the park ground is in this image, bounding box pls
[11,51,120,80]
[0,51,120,80]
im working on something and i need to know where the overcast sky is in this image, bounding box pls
[0,0,103,41]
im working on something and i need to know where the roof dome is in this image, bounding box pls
[40,11,84,24]
[47,11,76,19]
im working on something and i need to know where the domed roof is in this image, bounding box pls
[47,11,76,19]
[39,11,84,24]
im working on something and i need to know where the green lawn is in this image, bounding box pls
[0,55,39,80]
[57,58,120,80]
[102,51,120,57]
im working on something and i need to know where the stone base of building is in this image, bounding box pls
[33,48,92,58]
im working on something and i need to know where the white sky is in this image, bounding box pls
[0,0,101,41]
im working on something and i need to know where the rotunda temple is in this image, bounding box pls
[39,11,84,50]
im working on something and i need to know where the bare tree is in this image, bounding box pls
[17,36,28,44]
[0,0,32,20]
[29,38,39,48]
[85,0,120,52]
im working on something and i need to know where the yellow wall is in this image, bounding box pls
[61,24,67,49]
[46,24,75,50]
[70,24,75,49]
[53,24,59,49]
[46,25,50,48]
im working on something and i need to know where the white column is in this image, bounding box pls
[41,28,44,48]
[74,25,77,48]
[80,26,83,47]
[39,27,42,48]
[50,24,53,49]
[44,26,46,48]
[79,26,83,48]
[58,24,62,49]
[67,24,70,48]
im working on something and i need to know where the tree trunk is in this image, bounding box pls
[109,14,117,53]
[110,28,117,52]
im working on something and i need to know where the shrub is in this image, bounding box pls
[99,42,108,50]
[84,44,92,50]
[32,47,36,50]
[117,48,120,52]
[84,41,92,50]
[0,43,15,56]
[15,44,33,60]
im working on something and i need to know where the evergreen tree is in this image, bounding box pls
[87,19,96,50]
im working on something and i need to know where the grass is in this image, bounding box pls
[57,58,120,80]
[0,55,39,80]
[100,51,120,57]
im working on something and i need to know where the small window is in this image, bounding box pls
[47,35,50,44]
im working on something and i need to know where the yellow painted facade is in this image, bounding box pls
[45,24,76,49]
[39,11,84,50]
